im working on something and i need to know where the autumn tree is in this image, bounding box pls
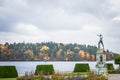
[79,50,85,60]
[0,42,114,61]
[56,50,61,60]
[86,52,90,61]
[91,54,95,61]
[24,49,34,60]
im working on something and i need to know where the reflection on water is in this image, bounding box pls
[0,61,118,75]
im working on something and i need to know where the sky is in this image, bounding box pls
[0,0,120,53]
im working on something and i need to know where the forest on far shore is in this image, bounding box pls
[0,42,118,61]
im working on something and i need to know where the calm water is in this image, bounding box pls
[0,61,118,75]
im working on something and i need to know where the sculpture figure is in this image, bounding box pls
[97,34,104,49]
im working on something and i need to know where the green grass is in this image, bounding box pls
[2,72,88,80]
[0,78,16,80]
[61,72,88,76]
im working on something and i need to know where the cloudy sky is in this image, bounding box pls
[0,0,120,53]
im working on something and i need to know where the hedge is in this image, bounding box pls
[107,63,114,70]
[35,64,54,75]
[107,63,114,73]
[0,66,18,78]
[74,63,90,72]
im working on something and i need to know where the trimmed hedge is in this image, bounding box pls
[74,63,90,72]
[35,64,54,75]
[107,63,115,74]
[0,66,18,78]
[107,63,114,70]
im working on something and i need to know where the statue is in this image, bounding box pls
[97,34,104,49]
[95,34,108,77]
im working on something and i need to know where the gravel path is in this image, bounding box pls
[108,74,120,80]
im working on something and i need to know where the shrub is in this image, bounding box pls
[107,63,114,73]
[107,63,114,70]
[114,55,120,70]
[87,72,108,80]
[0,66,18,78]
[74,63,90,72]
[88,75,108,80]
[52,72,61,80]
[35,64,54,75]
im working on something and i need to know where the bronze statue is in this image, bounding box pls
[97,34,104,49]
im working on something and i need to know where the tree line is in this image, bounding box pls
[0,42,117,61]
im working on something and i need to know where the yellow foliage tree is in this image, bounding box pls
[44,54,50,60]
[40,45,49,51]
[79,50,85,59]
[25,49,34,59]
[66,49,74,55]
[0,45,7,50]
[86,52,90,60]
[91,54,95,61]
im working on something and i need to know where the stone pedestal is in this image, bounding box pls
[95,49,108,76]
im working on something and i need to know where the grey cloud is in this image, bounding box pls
[105,22,120,38]
[0,0,119,32]
[0,7,19,32]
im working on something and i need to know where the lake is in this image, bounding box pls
[0,61,118,75]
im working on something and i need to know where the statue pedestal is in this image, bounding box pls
[97,49,104,53]
[95,49,108,76]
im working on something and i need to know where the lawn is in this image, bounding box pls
[61,72,88,76]
[0,72,88,80]
[0,78,16,80]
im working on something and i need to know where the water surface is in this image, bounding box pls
[0,61,117,75]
